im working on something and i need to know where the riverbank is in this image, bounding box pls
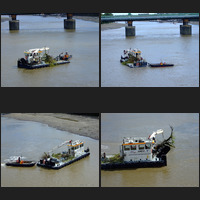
[1,16,11,22]
[74,16,99,23]
[2,113,99,140]
[101,21,199,31]
[101,22,126,31]
[1,15,99,23]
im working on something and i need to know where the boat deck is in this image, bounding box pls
[18,60,70,69]
[37,152,90,170]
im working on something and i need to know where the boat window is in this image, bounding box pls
[138,144,145,150]
[145,144,151,149]
[130,145,136,150]
[124,145,130,151]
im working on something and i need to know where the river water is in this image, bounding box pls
[101,113,199,187]
[1,117,99,187]
[1,15,99,87]
[101,21,199,87]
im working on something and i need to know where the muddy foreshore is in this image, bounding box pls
[74,16,99,23]
[1,16,11,22]
[1,15,99,23]
[101,22,126,31]
[2,113,99,140]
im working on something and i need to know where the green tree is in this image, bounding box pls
[102,13,113,17]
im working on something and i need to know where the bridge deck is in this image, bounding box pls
[101,15,199,22]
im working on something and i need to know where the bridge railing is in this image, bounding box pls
[101,14,199,22]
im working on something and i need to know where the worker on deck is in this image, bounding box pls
[63,52,69,60]
[17,157,20,163]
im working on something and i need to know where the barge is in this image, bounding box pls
[101,127,174,170]
[37,140,90,170]
[120,48,148,68]
[17,47,72,69]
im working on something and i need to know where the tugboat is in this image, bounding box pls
[149,62,174,67]
[120,48,148,68]
[37,140,90,170]
[6,157,36,167]
[101,126,175,170]
[17,47,72,69]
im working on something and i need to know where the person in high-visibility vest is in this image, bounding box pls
[64,52,69,60]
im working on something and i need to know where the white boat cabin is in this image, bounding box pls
[24,47,49,63]
[119,129,164,162]
[124,48,142,59]
[66,140,85,157]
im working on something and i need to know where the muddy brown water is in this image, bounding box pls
[1,15,99,87]
[101,113,199,187]
[1,117,99,187]
[101,21,199,87]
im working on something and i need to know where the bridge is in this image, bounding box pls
[101,14,199,36]
[7,13,98,31]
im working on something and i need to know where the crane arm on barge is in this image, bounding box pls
[48,140,72,153]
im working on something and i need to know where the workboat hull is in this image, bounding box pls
[17,60,70,69]
[126,62,148,68]
[120,58,148,68]
[149,63,174,67]
[6,162,36,167]
[37,152,90,170]
[101,155,167,170]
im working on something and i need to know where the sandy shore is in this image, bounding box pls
[74,16,99,23]
[3,113,99,140]
[1,16,11,22]
[1,15,99,23]
[101,22,126,31]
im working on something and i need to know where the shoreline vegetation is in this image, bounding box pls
[2,113,99,140]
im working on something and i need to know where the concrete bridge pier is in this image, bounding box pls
[64,13,76,29]
[125,21,135,37]
[180,19,192,35]
[9,15,19,30]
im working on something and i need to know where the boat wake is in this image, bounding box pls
[4,156,27,162]
[1,163,6,167]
